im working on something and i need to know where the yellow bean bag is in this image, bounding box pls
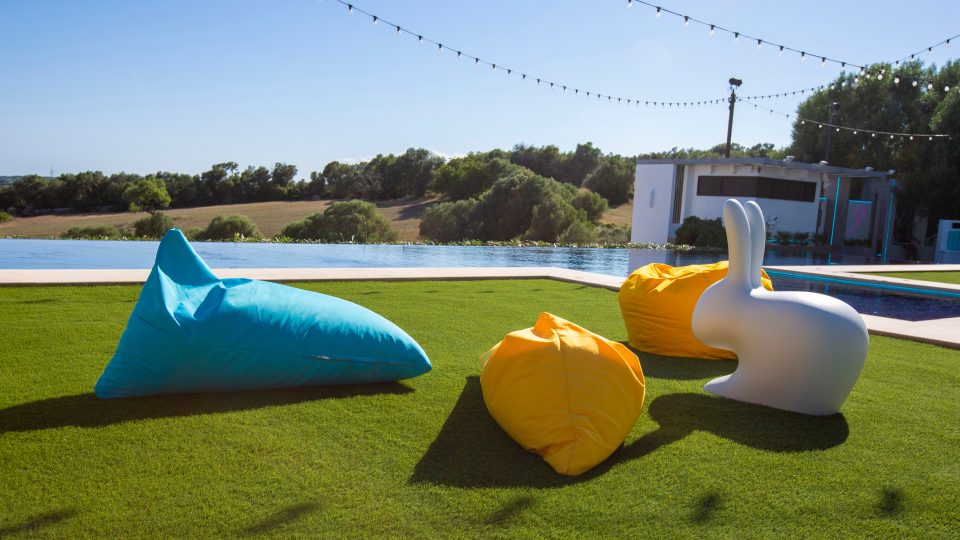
[619,261,773,360]
[479,313,646,476]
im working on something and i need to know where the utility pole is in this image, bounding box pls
[823,102,839,163]
[725,78,742,158]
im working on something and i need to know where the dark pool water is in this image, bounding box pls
[1,239,956,321]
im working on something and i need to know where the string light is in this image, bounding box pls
[740,97,951,141]
[684,16,689,27]
[655,6,661,17]
[328,0,735,110]
[709,25,715,36]
[330,1,959,114]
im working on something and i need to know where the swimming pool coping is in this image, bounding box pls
[2,265,957,350]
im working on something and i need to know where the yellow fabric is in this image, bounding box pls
[478,313,646,476]
[618,261,774,360]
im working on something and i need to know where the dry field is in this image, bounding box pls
[0,197,632,241]
[601,201,633,227]
[0,198,436,241]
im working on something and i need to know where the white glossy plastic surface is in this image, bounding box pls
[692,199,869,415]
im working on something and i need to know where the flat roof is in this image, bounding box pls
[635,157,891,178]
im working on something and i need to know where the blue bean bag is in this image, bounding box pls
[94,229,431,398]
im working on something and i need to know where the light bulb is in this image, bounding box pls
[757,39,762,49]
[492,64,496,71]
[627,0,632,6]
[928,47,933,55]
[779,46,784,56]
[946,85,952,91]
[709,25,715,36]
[734,32,739,42]
[836,127,840,132]
[929,136,933,141]
[853,130,858,135]
[396,25,401,35]
[821,57,826,66]
[947,39,951,48]
[347,4,353,13]
[656,7,661,17]
[872,133,876,138]
[437,43,442,52]
[912,80,918,87]
[894,76,900,84]
[854,77,859,84]
[877,73,883,80]
[371,16,377,25]
[801,51,806,61]
[684,16,689,27]
[910,136,914,140]
[418,35,423,43]
[927,83,933,90]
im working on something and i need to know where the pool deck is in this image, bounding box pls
[1,264,958,350]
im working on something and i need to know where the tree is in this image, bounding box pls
[280,200,397,242]
[123,177,171,215]
[431,156,517,201]
[582,158,634,205]
[788,59,960,238]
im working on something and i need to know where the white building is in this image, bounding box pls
[631,157,897,260]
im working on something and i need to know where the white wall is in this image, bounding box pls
[935,220,960,263]
[682,164,821,235]
[631,164,675,244]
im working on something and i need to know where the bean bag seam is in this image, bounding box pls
[557,324,578,475]
[124,314,414,366]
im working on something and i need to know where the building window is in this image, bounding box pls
[696,175,817,202]
[671,165,684,224]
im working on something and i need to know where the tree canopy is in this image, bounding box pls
[787,59,959,236]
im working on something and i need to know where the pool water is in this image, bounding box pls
[1,239,956,321]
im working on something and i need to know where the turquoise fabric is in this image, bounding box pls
[95,229,431,398]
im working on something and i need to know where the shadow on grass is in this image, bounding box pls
[410,379,847,488]
[628,345,737,381]
[240,502,320,535]
[690,492,721,524]
[484,496,536,526]
[0,510,76,537]
[877,487,905,516]
[0,383,412,434]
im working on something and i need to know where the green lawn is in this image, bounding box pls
[863,271,960,285]
[1,280,958,537]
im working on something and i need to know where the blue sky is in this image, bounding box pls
[1,0,957,177]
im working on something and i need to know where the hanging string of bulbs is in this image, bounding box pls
[625,0,957,73]
[739,97,952,141]
[335,0,730,108]
[740,61,957,102]
[333,1,956,114]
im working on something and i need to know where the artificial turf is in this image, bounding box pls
[863,271,960,286]
[1,279,958,537]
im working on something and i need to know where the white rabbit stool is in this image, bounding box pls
[692,199,868,416]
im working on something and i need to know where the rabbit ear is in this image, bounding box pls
[743,201,766,289]
[722,199,752,288]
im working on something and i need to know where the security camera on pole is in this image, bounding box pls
[725,77,742,158]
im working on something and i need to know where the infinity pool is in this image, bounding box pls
[1,239,957,321]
